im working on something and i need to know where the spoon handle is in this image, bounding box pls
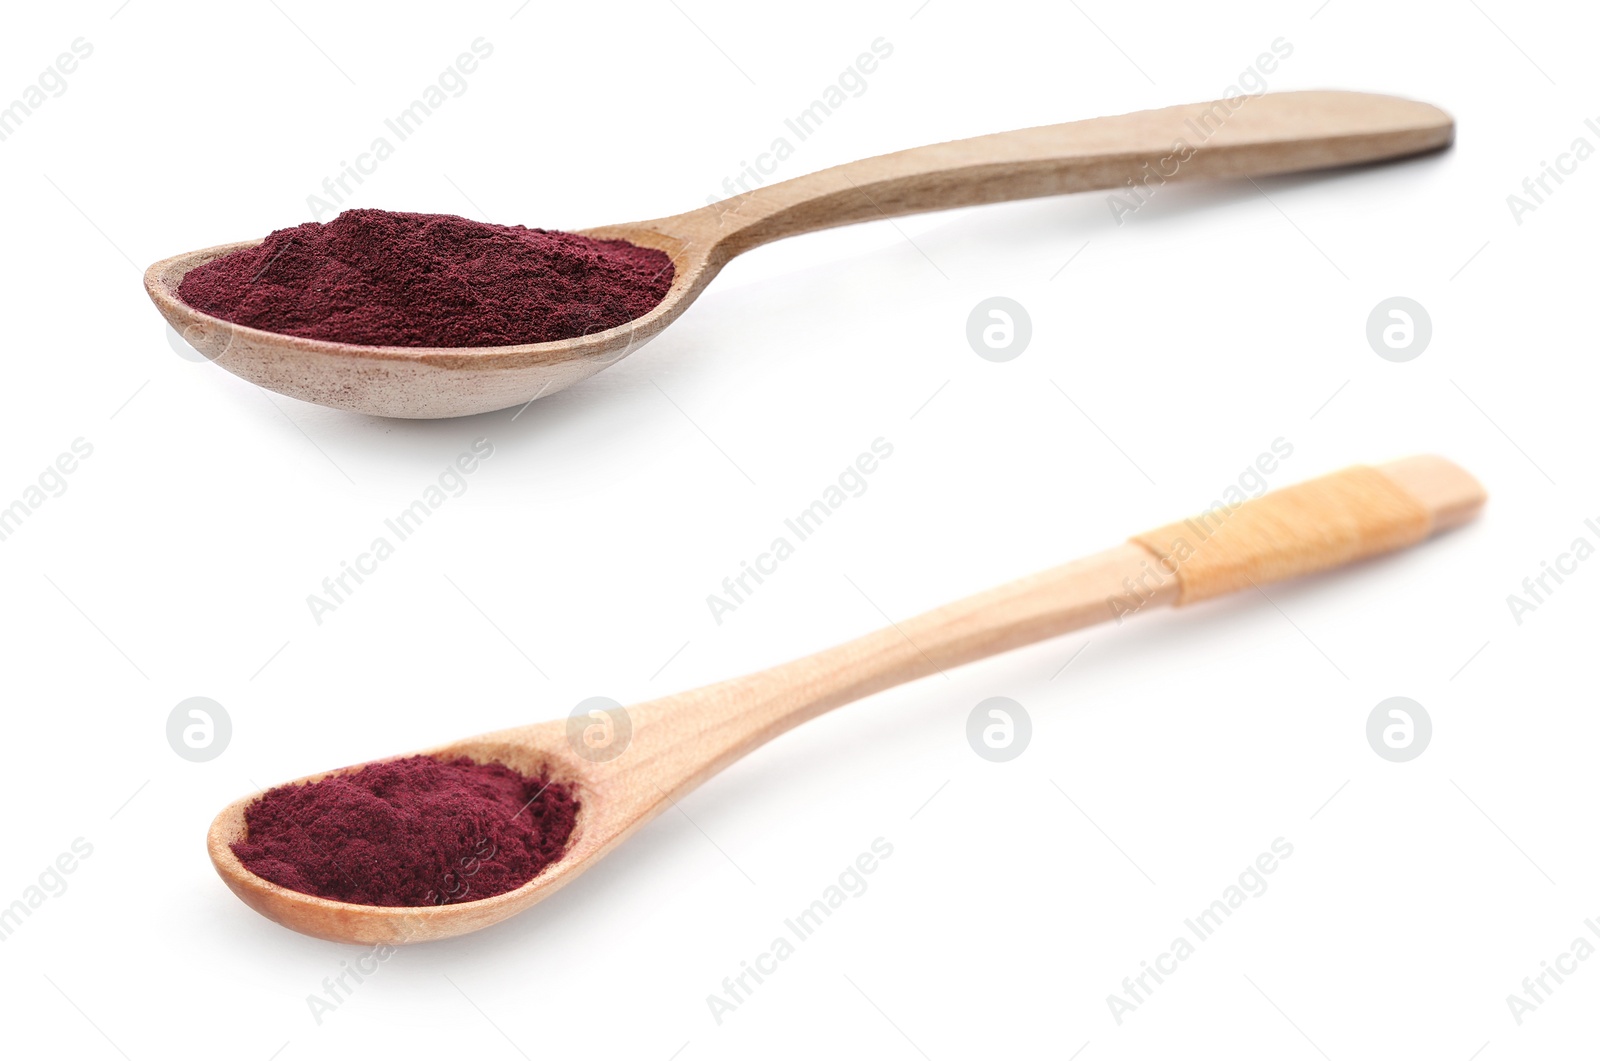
[624,456,1482,789]
[662,91,1451,258]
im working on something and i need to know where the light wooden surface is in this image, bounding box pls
[147,90,1453,418]
[208,455,1485,943]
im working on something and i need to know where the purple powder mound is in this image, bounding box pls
[231,756,580,907]
[177,208,674,347]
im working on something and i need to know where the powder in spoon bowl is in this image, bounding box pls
[231,756,580,907]
[177,208,674,348]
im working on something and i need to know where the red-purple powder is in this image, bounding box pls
[231,756,580,907]
[177,208,673,348]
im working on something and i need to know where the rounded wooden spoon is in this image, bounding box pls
[149,90,1451,419]
[208,455,1484,943]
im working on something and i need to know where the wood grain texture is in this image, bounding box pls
[208,455,1484,944]
[147,90,1453,418]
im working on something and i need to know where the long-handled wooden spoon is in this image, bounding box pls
[149,90,1451,419]
[209,455,1484,943]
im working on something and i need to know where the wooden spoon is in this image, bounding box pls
[149,90,1451,419]
[208,455,1484,943]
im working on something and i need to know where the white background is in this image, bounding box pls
[1,0,1595,1057]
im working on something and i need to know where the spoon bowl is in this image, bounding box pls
[207,673,776,944]
[207,721,609,944]
[150,90,1453,418]
[147,223,717,419]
